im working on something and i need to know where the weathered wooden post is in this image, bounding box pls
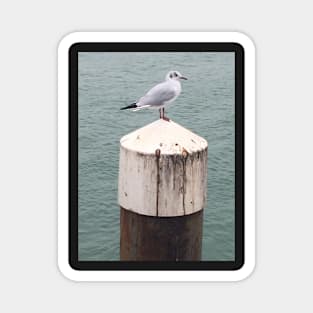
[118,119,208,261]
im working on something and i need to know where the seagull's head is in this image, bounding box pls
[166,70,187,81]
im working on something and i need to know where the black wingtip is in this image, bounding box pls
[120,103,137,110]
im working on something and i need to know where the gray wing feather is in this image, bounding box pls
[137,81,176,107]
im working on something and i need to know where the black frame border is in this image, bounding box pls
[69,42,244,271]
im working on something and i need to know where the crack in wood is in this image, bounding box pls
[155,149,161,216]
[182,150,188,215]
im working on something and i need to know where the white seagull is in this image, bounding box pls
[120,70,187,121]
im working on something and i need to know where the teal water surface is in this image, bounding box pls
[78,52,235,261]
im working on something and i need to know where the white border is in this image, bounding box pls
[58,32,255,282]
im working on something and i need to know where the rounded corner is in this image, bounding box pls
[232,259,256,282]
[57,258,81,282]
[231,31,256,53]
[58,32,83,55]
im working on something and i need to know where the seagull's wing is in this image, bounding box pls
[137,81,177,108]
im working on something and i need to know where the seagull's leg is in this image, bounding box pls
[159,108,162,119]
[162,108,170,122]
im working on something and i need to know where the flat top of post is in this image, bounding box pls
[120,119,207,155]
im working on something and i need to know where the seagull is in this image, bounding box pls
[120,70,187,121]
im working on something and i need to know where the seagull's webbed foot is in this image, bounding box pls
[162,116,170,122]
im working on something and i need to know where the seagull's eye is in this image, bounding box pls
[174,72,178,77]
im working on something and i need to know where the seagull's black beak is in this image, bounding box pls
[180,76,188,80]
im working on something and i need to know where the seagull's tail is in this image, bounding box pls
[132,105,150,111]
[120,103,137,110]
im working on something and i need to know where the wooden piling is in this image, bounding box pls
[118,119,208,261]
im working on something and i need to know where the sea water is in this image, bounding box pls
[78,52,235,261]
